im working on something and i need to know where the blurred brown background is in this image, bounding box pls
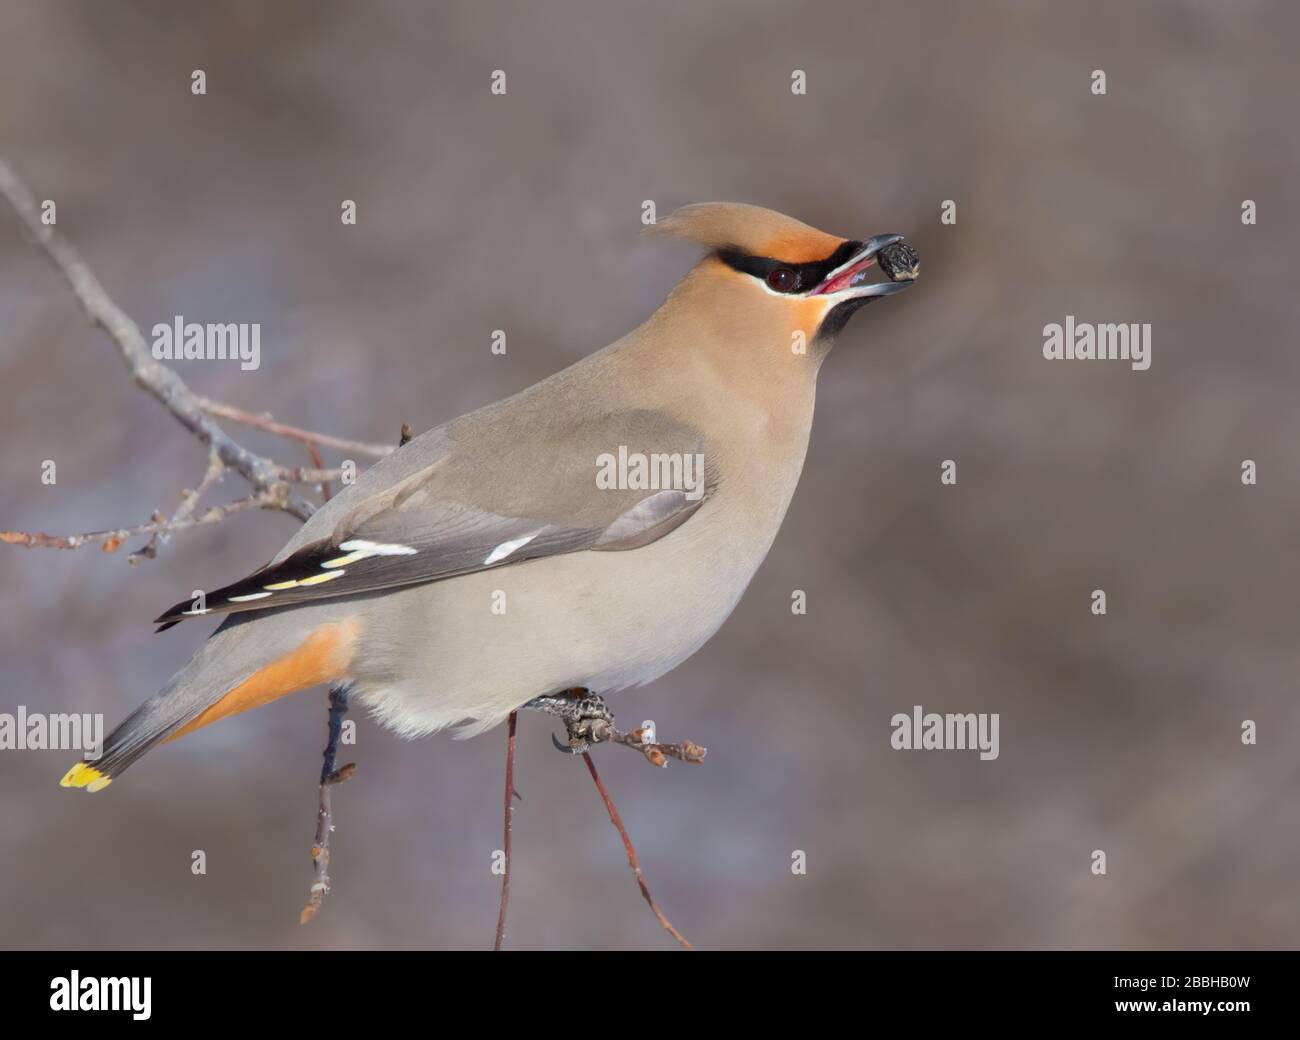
[2,0,1299,950]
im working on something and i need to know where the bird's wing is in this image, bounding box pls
[154,407,713,627]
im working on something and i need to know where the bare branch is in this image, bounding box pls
[493,710,519,951]
[587,720,707,767]
[1,488,282,552]
[197,397,394,459]
[276,465,349,485]
[583,751,693,950]
[0,157,316,524]
[129,451,226,563]
[305,443,333,504]
[301,686,355,925]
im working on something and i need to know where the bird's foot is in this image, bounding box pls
[523,687,613,754]
[522,687,707,766]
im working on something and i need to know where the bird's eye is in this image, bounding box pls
[766,268,799,293]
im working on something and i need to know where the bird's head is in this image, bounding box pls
[650,202,919,351]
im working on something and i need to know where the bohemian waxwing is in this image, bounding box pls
[61,202,919,792]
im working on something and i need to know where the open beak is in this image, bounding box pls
[812,234,920,298]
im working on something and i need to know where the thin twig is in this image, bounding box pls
[198,396,394,459]
[582,751,693,950]
[301,686,355,924]
[1,488,283,551]
[586,719,707,768]
[306,442,332,503]
[275,465,348,485]
[129,451,226,562]
[493,710,519,951]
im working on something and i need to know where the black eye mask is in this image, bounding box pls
[716,240,865,294]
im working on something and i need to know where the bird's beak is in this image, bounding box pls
[811,234,919,299]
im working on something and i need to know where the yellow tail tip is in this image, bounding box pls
[60,762,111,791]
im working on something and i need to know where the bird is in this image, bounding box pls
[60,202,919,793]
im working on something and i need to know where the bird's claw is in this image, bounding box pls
[551,732,588,755]
[523,688,612,755]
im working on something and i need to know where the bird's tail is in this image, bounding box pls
[60,614,361,792]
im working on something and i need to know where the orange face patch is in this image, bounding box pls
[789,293,838,335]
[165,619,361,742]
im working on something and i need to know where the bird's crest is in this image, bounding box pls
[649,202,847,263]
